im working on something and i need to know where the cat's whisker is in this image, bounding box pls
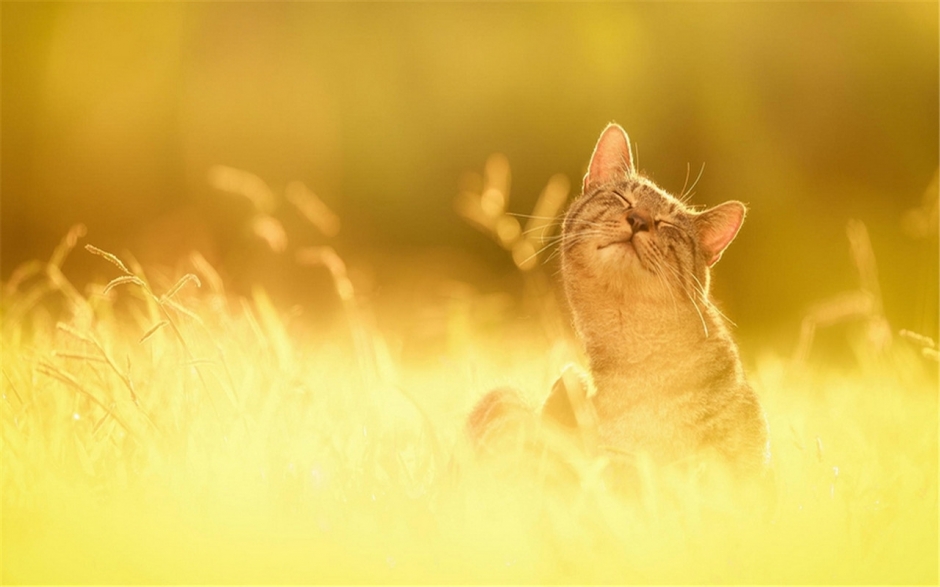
[655,255,711,337]
[636,233,712,340]
[684,271,709,303]
[531,232,568,245]
[657,249,685,318]
[664,262,704,303]
[646,247,680,319]
[687,163,706,199]
[688,272,737,328]
[686,288,710,338]
[521,241,559,267]
[679,162,692,203]
[652,251,706,306]
[560,230,619,252]
[521,230,607,265]
[678,163,706,204]
[507,212,564,221]
[542,247,565,267]
[673,270,712,337]
[532,231,605,264]
[521,223,563,238]
[654,256,710,333]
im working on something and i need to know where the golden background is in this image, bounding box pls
[2,4,938,584]
[3,2,937,353]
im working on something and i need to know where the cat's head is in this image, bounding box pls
[562,123,745,304]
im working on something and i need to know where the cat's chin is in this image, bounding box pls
[596,240,643,268]
[594,243,666,286]
[597,239,635,256]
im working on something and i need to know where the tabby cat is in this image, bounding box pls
[559,123,769,472]
[468,123,769,476]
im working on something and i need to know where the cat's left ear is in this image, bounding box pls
[584,123,635,192]
[695,201,746,266]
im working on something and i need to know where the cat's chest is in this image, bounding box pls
[590,336,739,418]
[590,366,724,457]
[592,362,699,413]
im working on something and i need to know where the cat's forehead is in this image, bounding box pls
[621,177,686,214]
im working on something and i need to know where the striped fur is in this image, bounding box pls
[563,124,769,473]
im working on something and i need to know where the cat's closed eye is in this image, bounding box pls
[611,191,632,208]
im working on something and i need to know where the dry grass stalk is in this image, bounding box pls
[55,321,142,408]
[103,275,147,295]
[455,155,572,342]
[3,260,44,297]
[189,252,225,297]
[35,361,136,440]
[251,215,289,253]
[239,297,270,354]
[793,219,892,364]
[56,321,97,346]
[2,369,24,406]
[207,164,277,213]
[138,320,169,344]
[46,263,92,323]
[296,246,382,382]
[286,180,341,237]
[899,329,939,362]
[3,234,937,584]
[51,351,109,363]
[83,244,224,419]
[162,274,202,302]
[901,169,939,240]
[455,154,570,272]
[85,245,133,276]
[49,224,88,270]
[296,246,355,303]
[3,282,52,332]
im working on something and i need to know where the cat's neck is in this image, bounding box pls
[570,286,733,381]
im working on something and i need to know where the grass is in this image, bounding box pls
[2,224,937,584]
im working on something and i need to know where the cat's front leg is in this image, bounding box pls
[541,363,598,453]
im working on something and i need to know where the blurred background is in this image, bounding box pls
[2,2,937,356]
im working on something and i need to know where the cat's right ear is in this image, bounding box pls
[695,201,747,266]
[584,123,635,193]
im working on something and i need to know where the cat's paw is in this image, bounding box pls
[465,387,534,455]
[541,363,598,451]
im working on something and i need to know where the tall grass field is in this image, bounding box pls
[1,224,937,584]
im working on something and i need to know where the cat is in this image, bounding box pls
[468,123,769,478]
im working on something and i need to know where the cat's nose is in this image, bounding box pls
[627,209,650,233]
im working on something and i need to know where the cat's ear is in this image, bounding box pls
[695,201,746,266]
[584,123,635,192]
